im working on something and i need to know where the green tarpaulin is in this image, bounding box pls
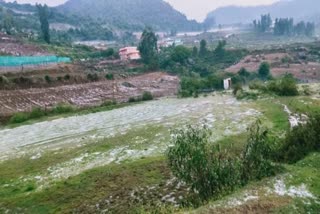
[0,56,71,67]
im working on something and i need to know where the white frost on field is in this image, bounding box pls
[273,179,315,199]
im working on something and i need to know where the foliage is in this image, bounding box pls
[267,74,299,96]
[105,73,114,80]
[58,0,202,32]
[44,75,52,83]
[36,4,50,43]
[232,83,243,96]
[278,113,320,163]
[258,62,270,79]
[171,46,191,64]
[274,18,315,37]
[142,91,153,101]
[138,27,158,69]
[199,39,208,57]
[242,121,275,181]
[167,122,276,201]
[87,73,99,82]
[253,14,272,33]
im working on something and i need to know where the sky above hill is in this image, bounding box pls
[5,0,280,21]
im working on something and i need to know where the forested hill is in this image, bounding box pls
[57,0,201,31]
[207,0,320,25]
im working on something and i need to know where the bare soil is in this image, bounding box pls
[0,72,179,116]
[226,53,320,82]
[0,33,48,56]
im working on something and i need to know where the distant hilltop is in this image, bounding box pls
[206,0,320,25]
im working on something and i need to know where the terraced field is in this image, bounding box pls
[0,72,179,116]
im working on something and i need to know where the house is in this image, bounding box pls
[119,47,141,61]
[224,78,232,90]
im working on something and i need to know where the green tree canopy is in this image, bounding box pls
[258,62,270,79]
[36,4,50,43]
[199,39,207,57]
[138,27,158,67]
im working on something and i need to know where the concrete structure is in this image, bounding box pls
[119,47,141,61]
[224,78,232,90]
[158,38,183,48]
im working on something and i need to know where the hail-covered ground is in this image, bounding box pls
[0,95,260,187]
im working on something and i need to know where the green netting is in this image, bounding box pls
[0,56,71,67]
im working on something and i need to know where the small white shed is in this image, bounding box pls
[224,78,232,90]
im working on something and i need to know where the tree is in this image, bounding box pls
[138,27,158,68]
[171,45,191,64]
[253,14,272,33]
[36,4,50,43]
[192,46,198,57]
[258,62,270,79]
[199,39,207,57]
[214,40,227,58]
[2,13,14,35]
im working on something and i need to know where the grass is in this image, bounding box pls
[3,102,135,128]
[0,95,318,213]
[0,157,171,213]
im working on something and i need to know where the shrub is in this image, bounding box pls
[167,125,242,200]
[9,112,29,124]
[242,121,276,181]
[51,103,74,114]
[258,62,270,79]
[267,74,298,96]
[64,74,71,81]
[105,73,114,80]
[128,97,137,103]
[278,113,320,163]
[249,80,266,91]
[57,76,63,81]
[87,73,99,82]
[29,107,46,119]
[232,83,243,96]
[44,75,52,83]
[142,91,153,101]
[167,122,276,201]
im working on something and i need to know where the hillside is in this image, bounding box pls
[207,0,320,25]
[57,0,201,31]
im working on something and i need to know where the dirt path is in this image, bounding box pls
[0,72,179,116]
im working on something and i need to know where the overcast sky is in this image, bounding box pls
[5,0,280,21]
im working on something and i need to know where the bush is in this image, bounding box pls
[128,97,137,103]
[29,107,46,119]
[142,91,153,101]
[258,62,270,79]
[267,74,298,96]
[232,83,243,96]
[278,113,320,163]
[9,112,29,124]
[167,122,276,201]
[45,75,52,83]
[51,103,74,114]
[87,73,99,82]
[64,74,71,81]
[242,121,276,181]
[249,80,266,91]
[105,73,114,80]
[167,125,242,200]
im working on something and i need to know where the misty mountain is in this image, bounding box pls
[207,0,320,25]
[57,0,201,31]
